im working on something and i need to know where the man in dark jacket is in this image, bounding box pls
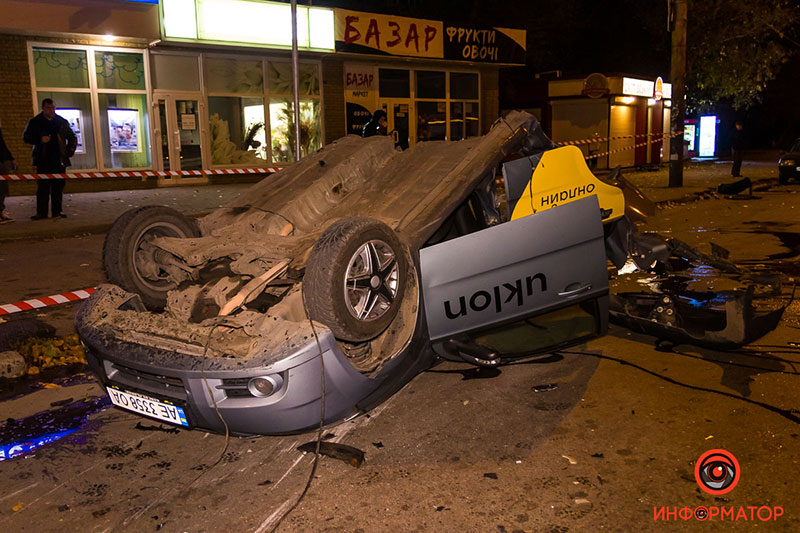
[361,109,388,138]
[23,98,77,219]
[0,123,16,223]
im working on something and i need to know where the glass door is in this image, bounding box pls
[175,99,202,170]
[153,93,205,173]
[380,100,411,150]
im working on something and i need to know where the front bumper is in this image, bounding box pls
[76,287,386,435]
[779,164,799,181]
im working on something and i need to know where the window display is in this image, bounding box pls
[108,109,140,153]
[58,109,84,154]
[208,96,266,164]
[269,99,321,162]
[100,94,151,169]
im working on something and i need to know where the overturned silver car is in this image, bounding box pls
[76,111,618,435]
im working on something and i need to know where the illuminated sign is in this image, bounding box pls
[334,9,525,64]
[684,124,696,152]
[335,9,443,59]
[698,115,717,157]
[654,77,663,100]
[161,0,334,51]
[622,77,655,97]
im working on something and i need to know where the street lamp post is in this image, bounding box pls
[669,0,687,187]
[291,0,302,162]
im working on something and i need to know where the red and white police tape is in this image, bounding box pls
[0,288,95,316]
[0,167,281,180]
[558,131,681,147]
[584,130,684,160]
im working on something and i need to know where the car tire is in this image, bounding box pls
[103,206,200,310]
[779,175,789,185]
[303,217,408,342]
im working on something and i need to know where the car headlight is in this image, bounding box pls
[780,159,795,166]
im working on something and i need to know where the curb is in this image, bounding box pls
[653,177,776,209]
[0,210,214,243]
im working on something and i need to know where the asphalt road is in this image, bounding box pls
[1,181,799,531]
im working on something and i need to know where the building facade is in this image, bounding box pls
[0,0,525,187]
[548,74,673,169]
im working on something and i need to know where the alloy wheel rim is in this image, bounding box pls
[344,240,399,322]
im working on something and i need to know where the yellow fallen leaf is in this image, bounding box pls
[27,366,40,375]
[705,435,714,440]
[12,502,23,512]
[43,383,60,389]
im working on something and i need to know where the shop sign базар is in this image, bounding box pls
[335,9,443,59]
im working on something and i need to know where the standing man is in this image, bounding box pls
[0,122,16,223]
[23,98,77,219]
[730,121,745,177]
[362,109,388,138]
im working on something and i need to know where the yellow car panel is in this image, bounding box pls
[510,145,625,223]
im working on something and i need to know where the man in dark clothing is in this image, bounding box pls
[730,121,745,177]
[362,109,388,138]
[0,124,16,223]
[23,98,77,219]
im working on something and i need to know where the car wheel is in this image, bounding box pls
[779,175,789,185]
[103,206,200,310]
[304,217,408,342]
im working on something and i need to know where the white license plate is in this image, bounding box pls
[106,386,189,427]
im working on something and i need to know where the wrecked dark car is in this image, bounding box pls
[74,111,664,435]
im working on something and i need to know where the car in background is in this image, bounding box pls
[779,138,800,184]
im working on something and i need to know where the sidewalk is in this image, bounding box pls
[0,158,780,243]
[0,183,254,242]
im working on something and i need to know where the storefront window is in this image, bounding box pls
[205,57,263,94]
[37,91,96,170]
[98,94,151,169]
[151,54,200,91]
[379,69,410,98]
[267,62,321,163]
[417,101,446,142]
[208,96,266,164]
[33,48,89,89]
[31,44,152,171]
[416,71,445,99]
[269,99,321,162]
[450,101,480,141]
[268,62,319,96]
[450,72,479,100]
[95,51,146,91]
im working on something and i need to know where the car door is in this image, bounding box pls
[419,195,609,362]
